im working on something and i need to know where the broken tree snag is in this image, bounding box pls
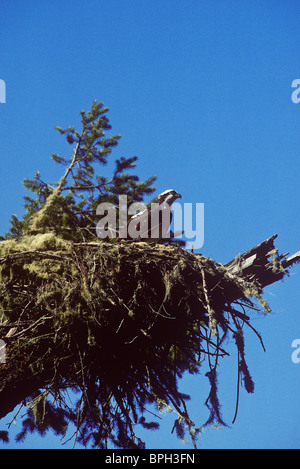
[0,232,299,448]
[225,233,300,290]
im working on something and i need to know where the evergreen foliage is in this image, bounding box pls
[3,100,156,241]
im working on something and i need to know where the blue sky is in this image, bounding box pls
[0,0,300,449]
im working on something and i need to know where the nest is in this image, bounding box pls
[0,233,282,447]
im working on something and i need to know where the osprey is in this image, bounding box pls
[118,189,182,242]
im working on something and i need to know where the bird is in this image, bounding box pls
[118,189,182,242]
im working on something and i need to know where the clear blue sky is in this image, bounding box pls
[0,0,300,449]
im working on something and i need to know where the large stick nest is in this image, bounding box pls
[0,233,295,447]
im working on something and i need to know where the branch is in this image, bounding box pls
[29,131,84,231]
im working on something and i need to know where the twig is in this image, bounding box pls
[11,316,52,338]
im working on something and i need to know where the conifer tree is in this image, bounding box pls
[0,101,298,449]
[4,100,156,241]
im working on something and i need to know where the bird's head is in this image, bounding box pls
[157,189,182,206]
